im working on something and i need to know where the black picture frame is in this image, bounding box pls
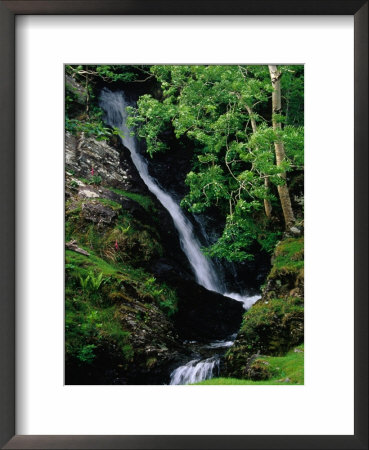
[0,1,367,449]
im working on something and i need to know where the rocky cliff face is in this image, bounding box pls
[66,131,141,191]
[65,130,245,384]
[65,133,184,384]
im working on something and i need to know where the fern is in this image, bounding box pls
[79,275,90,291]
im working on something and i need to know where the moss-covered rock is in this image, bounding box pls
[65,248,181,384]
[65,173,164,269]
[264,237,304,300]
[224,237,304,379]
[246,357,272,381]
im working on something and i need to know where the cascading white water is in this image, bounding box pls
[169,357,220,385]
[99,88,222,292]
[99,89,261,384]
[223,292,261,309]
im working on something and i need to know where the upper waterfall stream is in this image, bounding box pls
[99,88,222,293]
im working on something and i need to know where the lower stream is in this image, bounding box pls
[169,292,261,385]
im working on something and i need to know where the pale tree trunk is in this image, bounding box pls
[263,177,272,218]
[268,65,295,228]
[245,104,272,219]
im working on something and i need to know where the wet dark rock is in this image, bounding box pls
[152,258,194,283]
[173,279,244,341]
[81,202,118,225]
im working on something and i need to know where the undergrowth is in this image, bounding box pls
[195,344,304,385]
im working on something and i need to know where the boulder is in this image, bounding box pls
[173,278,244,340]
[246,357,272,381]
[81,202,117,225]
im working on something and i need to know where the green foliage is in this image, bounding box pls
[77,174,103,186]
[89,175,102,185]
[65,286,132,366]
[70,179,79,188]
[65,242,178,369]
[65,235,176,318]
[77,344,96,364]
[88,271,104,290]
[65,65,127,141]
[126,96,174,156]
[203,200,282,261]
[65,64,304,262]
[142,276,177,317]
[66,64,146,84]
[79,274,90,291]
[128,64,304,261]
[65,117,120,141]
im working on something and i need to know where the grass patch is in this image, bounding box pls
[108,187,154,211]
[65,247,177,316]
[96,197,122,211]
[194,345,304,385]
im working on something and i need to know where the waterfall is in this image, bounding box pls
[99,89,222,292]
[169,357,220,385]
[99,88,261,384]
[99,89,260,307]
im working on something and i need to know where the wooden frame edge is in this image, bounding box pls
[0,1,367,449]
[0,0,15,448]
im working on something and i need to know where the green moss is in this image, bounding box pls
[238,296,304,353]
[66,245,178,372]
[100,225,163,265]
[224,296,304,378]
[146,357,158,369]
[246,358,272,380]
[65,290,133,366]
[65,247,177,316]
[270,237,304,277]
[66,195,162,266]
[195,345,304,385]
[108,187,155,211]
[96,197,122,211]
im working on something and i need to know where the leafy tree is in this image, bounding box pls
[126,65,303,261]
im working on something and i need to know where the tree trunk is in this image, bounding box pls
[245,104,272,219]
[264,177,273,218]
[268,65,295,228]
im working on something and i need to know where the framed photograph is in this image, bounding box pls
[0,1,367,449]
